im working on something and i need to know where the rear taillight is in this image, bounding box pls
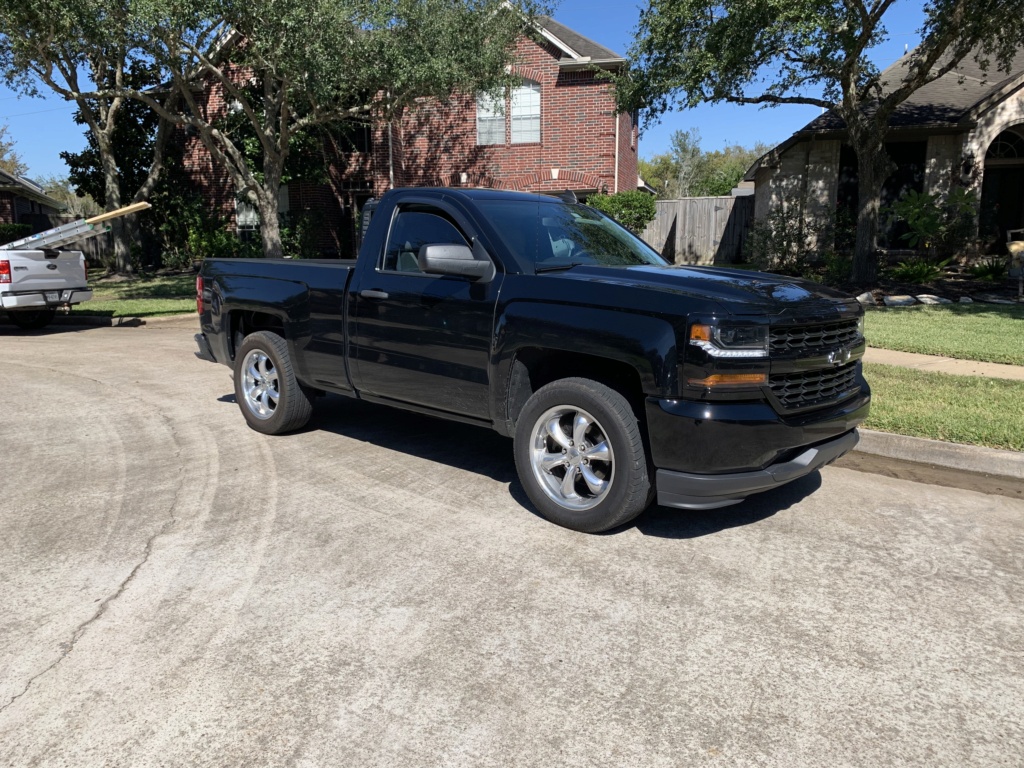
[0,260,10,284]
[196,274,203,315]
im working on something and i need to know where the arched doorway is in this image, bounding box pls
[980,127,1024,253]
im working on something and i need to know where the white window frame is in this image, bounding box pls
[511,80,541,144]
[476,92,505,146]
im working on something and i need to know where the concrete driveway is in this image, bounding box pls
[1,320,1022,767]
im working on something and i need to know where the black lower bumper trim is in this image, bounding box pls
[656,430,859,510]
[194,333,216,363]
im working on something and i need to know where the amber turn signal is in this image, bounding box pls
[687,373,767,387]
[689,323,713,341]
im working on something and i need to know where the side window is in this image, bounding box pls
[383,209,469,273]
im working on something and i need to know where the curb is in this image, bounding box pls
[854,429,1024,479]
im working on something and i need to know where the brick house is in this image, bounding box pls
[182,16,639,256]
[747,48,1024,254]
[0,169,61,229]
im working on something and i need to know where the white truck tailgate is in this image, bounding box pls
[1,250,91,308]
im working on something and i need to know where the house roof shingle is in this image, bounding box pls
[743,46,1024,181]
[0,169,63,210]
[536,15,625,67]
[804,47,1024,132]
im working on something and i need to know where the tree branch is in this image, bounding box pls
[725,93,832,110]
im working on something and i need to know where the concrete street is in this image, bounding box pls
[1,320,1022,767]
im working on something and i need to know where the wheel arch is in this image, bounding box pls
[229,309,286,360]
[500,348,656,444]
[492,305,680,436]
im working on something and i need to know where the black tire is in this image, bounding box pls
[233,331,313,435]
[513,377,652,533]
[8,308,56,330]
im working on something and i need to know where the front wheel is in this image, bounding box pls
[514,378,652,533]
[233,331,312,435]
[8,308,56,330]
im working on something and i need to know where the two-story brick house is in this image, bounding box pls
[182,16,639,256]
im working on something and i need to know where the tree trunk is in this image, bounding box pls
[256,161,285,258]
[849,132,894,285]
[97,132,131,274]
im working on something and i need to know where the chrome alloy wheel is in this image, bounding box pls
[241,349,280,420]
[529,405,614,511]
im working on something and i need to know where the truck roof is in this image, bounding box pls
[388,187,575,205]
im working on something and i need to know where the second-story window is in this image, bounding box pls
[476,79,541,146]
[511,80,541,144]
[476,93,504,146]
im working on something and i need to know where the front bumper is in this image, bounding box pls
[646,383,869,510]
[656,430,859,509]
[2,289,92,309]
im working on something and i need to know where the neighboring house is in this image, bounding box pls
[0,169,62,229]
[747,49,1024,254]
[181,15,639,256]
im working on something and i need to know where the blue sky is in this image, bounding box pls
[0,1,926,180]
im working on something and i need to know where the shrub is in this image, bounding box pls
[0,223,31,245]
[744,199,818,275]
[822,250,852,286]
[280,210,324,259]
[586,190,657,234]
[885,187,978,256]
[888,257,951,284]
[967,256,1008,282]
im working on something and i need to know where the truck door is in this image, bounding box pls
[349,200,502,420]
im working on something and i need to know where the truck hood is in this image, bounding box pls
[547,264,858,315]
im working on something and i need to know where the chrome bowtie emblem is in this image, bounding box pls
[827,348,852,366]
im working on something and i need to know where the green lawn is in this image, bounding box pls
[863,363,1024,451]
[74,273,196,318]
[864,303,1024,366]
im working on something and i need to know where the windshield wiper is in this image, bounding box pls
[534,261,589,273]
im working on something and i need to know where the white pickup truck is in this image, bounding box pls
[0,248,92,329]
[1,204,152,329]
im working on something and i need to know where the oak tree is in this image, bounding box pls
[0,0,177,272]
[130,0,543,259]
[622,0,1024,283]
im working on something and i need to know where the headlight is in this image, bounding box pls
[689,322,768,358]
[857,314,865,339]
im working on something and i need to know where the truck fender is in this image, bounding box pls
[491,303,680,434]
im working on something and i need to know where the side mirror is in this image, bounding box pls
[418,243,495,281]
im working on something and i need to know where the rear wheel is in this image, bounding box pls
[514,378,652,533]
[233,331,313,434]
[8,308,56,330]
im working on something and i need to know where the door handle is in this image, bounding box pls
[360,289,389,300]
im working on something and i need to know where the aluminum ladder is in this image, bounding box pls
[0,202,152,251]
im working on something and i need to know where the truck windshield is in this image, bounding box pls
[477,200,669,271]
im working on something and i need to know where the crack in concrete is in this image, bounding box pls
[0,516,176,717]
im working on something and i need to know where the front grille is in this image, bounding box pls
[769,361,859,411]
[770,319,860,355]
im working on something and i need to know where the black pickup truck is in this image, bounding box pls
[195,187,869,532]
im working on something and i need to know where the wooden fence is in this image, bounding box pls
[641,196,754,265]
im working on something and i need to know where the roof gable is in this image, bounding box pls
[535,15,625,70]
[804,47,1024,133]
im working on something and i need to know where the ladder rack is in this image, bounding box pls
[0,202,152,251]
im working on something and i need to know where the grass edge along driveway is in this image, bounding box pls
[864,303,1024,366]
[73,273,195,318]
[863,363,1024,452]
